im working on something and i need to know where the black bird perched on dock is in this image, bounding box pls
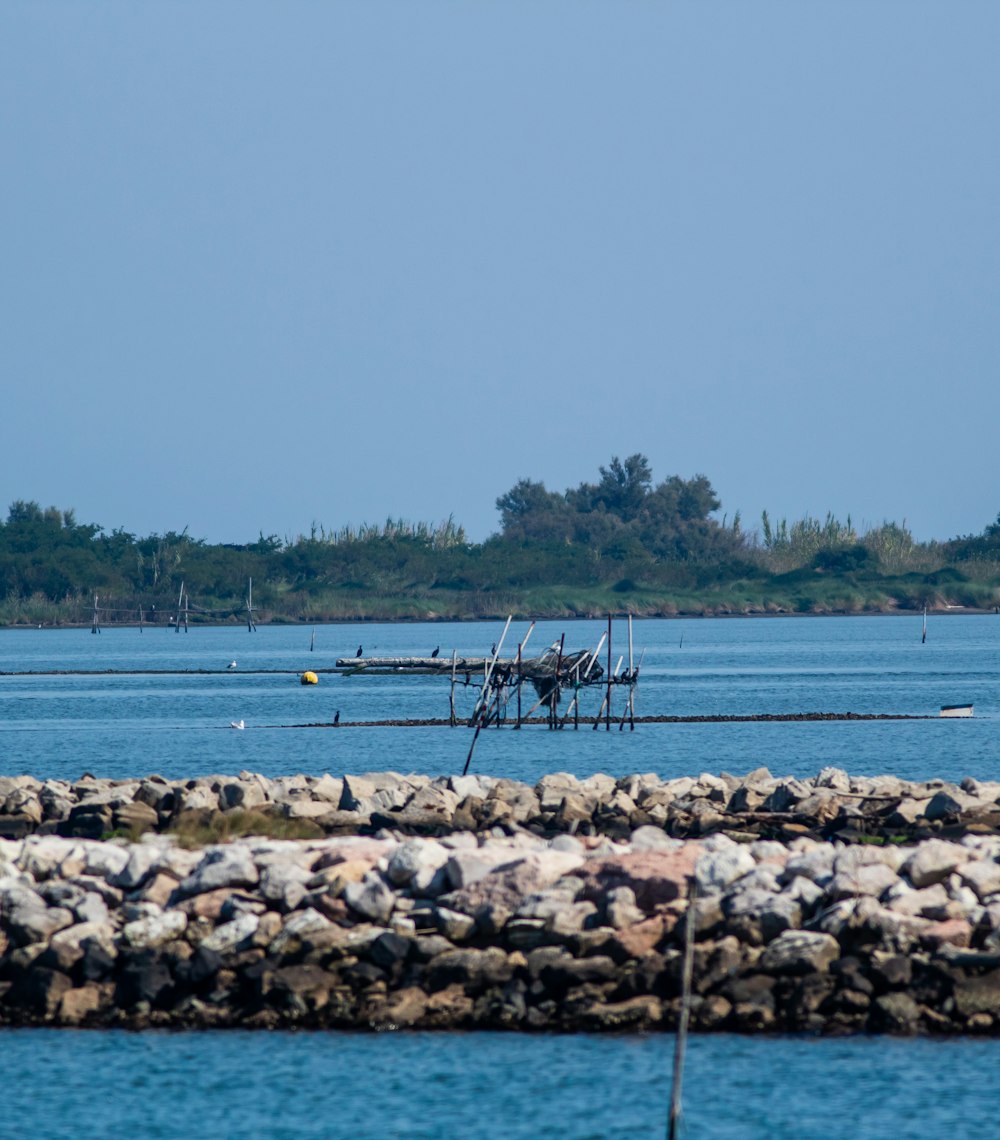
[333,710,340,726]
[356,645,363,657]
[431,646,440,658]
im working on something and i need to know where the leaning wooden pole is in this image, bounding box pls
[605,614,612,731]
[449,649,458,727]
[175,582,184,634]
[668,875,698,1140]
[470,615,512,725]
[628,614,635,730]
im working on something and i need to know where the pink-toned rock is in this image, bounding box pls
[138,872,180,908]
[311,838,394,871]
[176,888,259,921]
[440,851,585,919]
[919,918,972,949]
[610,914,670,958]
[572,847,701,911]
[59,983,106,1024]
[309,859,373,895]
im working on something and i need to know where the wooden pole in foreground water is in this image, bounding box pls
[669,875,698,1140]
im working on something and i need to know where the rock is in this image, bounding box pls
[122,910,188,950]
[873,991,921,1033]
[199,912,261,954]
[758,930,840,975]
[605,886,645,929]
[695,846,755,894]
[575,848,699,911]
[177,846,259,897]
[113,801,159,834]
[116,949,173,1009]
[830,862,899,900]
[901,840,970,888]
[259,863,312,912]
[426,947,514,992]
[432,906,477,942]
[955,859,1000,902]
[59,983,105,1024]
[343,875,396,924]
[815,767,851,792]
[386,839,450,890]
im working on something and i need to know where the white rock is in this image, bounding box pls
[268,908,332,954]
[343,874,396,923]
[695,846,756,894]
[123,910,188,950]
[200,911,259,953]
[957,859,1000,901]
[901,839,971,888]
[386,838,448,887]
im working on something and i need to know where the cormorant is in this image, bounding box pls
[491,643,497,656]
[333,710,340,726]
[431,646,440,658]
[356,645,363,657]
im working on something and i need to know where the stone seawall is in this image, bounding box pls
[2,819,999,1034]
[2,767,1000,844]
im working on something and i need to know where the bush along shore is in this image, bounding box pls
[1,770,999,1034]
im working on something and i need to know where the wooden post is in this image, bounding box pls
[91,594,100,634]
[470,615,512,725]
[183,590,189,633]
[310,628,316,652]
[605,615,612,731]
[922,606,927,644]
[138,604,143,634]
[668,875,698,1140]
[174,582,184,633]
[628,614,634,731]
[450,649,458,726]
[246,577,257,632]
[514,641,523,729]
[551,633,565,729]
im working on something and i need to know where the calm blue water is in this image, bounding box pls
[3,616,1000,1134]
[0,615,997,784]
[0,1029,996,1140]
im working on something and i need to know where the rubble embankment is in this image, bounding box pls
[2,766,1000,844]
[1,769,999,1034]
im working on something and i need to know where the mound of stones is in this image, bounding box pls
[1,766,999,845]
[1,824,999,1034]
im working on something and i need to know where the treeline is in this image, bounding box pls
[2,459,1000,624]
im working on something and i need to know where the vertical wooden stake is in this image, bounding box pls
[606,614,612,731]
[450,649,458,727]
[175,582,184,633]
[669,875,698,1140]
[91,594,100,634]
[514,640,523,729]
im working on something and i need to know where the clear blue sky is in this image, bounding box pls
[2,2,997,546]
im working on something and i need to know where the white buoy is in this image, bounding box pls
[230,720,245,730]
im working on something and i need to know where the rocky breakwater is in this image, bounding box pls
[1,826,1000,1034]
[1,767,1000,844]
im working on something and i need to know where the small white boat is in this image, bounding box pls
[940,704,973,718]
